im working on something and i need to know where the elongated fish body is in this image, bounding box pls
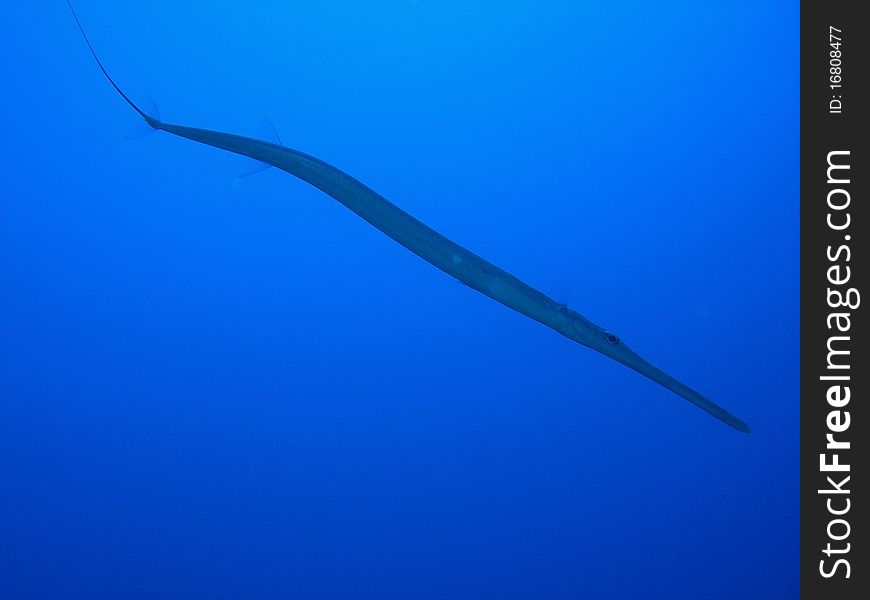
[68,2,750,433]
[155,123,565,331]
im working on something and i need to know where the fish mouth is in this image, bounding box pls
[598,341,751,433]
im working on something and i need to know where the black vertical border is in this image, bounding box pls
[801,0,866,597]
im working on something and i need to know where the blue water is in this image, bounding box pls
[1,2,798,598]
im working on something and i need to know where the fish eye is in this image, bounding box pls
[605,332,620,345]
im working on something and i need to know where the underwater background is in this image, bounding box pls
[1,1,798,598]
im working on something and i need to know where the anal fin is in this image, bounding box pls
[236,117,282,178]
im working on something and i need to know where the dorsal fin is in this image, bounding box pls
[236,118,283,178]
